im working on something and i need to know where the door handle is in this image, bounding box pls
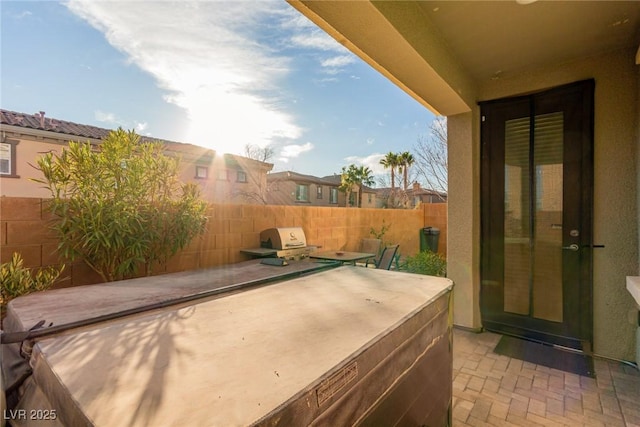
[562,244,580,251]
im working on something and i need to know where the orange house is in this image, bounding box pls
[0,109,272,204]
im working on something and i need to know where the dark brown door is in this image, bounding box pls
[480,80,594,351]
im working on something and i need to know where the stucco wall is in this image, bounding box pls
[447,112,481,330]
[267,179,345,207]
[638,64,640,273]
[472,47,639,360]
[0,139,63,198]
[0,134,271,204]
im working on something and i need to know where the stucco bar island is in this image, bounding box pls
[2,260,453,427]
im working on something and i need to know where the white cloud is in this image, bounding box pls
[290,33,342,52]
[283,11,356,77]
[279,142,314,162]
[313,77,338,85]
[11,10,32,19]
[344,153,386,176]
[67,1,303,155]
[321,55,356,69]
[95,110,150,134]
[94,110,117,124]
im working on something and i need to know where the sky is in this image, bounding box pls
[1,0,436,181]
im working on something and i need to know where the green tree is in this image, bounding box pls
[398,151,415,190]
[34,128,208,282]
[339,164,375,207]
[379,152,400,191]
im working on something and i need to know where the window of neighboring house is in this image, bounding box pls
[367,193,372,204]
[237,170,247,183]
[0,140,19,177]
[295,184,309,202]
[316,185,323,199]
[329,187,338,204]
[195,165,208,179]
[217,169,229,181]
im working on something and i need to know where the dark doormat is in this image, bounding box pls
[493,335,595,378]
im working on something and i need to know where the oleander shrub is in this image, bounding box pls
[0,253,64,320]
[33,128,208,282]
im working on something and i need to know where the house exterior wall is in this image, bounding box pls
[637,63,640,273]
[266,176,377,208]
[183,157,272,205]
[0,137,71,198]
[267,179,344,207]
[448,47,639,360]
[0,196,445,288]
[0,131,271,205]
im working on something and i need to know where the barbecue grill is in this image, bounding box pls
[241,227,316,259]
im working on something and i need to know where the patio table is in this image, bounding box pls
[309,250,376,265]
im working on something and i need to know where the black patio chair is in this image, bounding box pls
[376,245,399,270]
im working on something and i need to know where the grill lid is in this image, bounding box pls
[260,227,307,250]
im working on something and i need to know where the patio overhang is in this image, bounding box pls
[288,1,640,113]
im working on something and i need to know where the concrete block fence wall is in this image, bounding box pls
[0,197,447,288]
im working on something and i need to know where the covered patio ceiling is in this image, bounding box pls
[288,1,640,116]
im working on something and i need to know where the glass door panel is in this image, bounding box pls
[504,117,530,315]
[533,112,564,322]
[502,112,565,321]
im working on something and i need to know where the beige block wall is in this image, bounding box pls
[1,196,444,289]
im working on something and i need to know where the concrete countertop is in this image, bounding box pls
[626,276,640,308]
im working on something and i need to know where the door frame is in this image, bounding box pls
[479,80,595,351]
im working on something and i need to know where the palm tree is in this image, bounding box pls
[380,152,399,191]
[339,165,357,207]
[339,164,375,207]
[399,151,415,190]
[354,165,375,208]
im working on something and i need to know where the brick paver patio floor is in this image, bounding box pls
[453,328,640,426]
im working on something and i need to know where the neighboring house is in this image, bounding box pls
[375,182,447,209]
[290,1,640,363]
[406,182,447,205]
[0,109,272,204]
[266,171,343,206]
[320,174,377,208]
[266,171,377,208]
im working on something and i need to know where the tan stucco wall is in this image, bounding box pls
[0,134,271,204]
[468,47,639,360]
[0,139,64,198]
[447,112,481,330]
[637,64,640,273]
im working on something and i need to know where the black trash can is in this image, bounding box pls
[420,227,440,252]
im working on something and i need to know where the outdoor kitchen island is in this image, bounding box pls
[2,261,453,427]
